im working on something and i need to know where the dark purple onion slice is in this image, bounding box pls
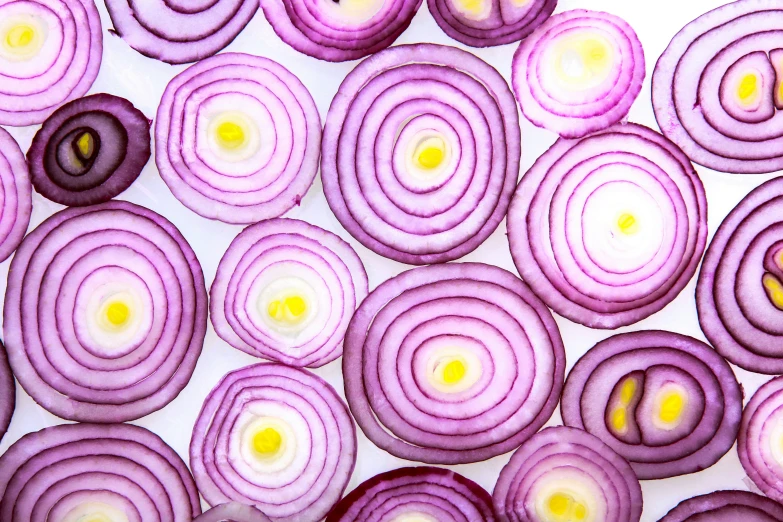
[28,93,151,207]
[0,423,201,521]
[343,262,565,464]
[512,9,645,138]
[195,503,272,522]
[0,128,32,262]
[507,123,707,329]
[561,330,743,480]
[210,218,368,368]
[104,0,257,64]
[322,43,520,264]
[156,53,321,224]
[2,200,207,423]
[658,491,783,521]
[0,341,14,444]
[326,467,496,522]
[494,426,643,522]
[191,362,356,522]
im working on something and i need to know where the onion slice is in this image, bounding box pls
[0,341,14,444]
[195,503,272,522]
[0,128,32,262]
[657,491,783,521]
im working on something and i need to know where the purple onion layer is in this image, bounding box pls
[0,341,14,444]
[0,128,32,262]
[658,491,783,522]
[194,503,272,522]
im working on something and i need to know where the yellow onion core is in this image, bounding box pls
[252,427,283,456]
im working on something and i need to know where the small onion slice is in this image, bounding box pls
[0,127,32,262]
[343,262,565,464]
[195,503,272,522]
[561,330,743,480]
[326,467,496,522]
[156,53,321,224]
[28,93,151,207]
[322,43,520,264]
[658,491,783,522]
[493,426,643,522]
[0,423,201,521]
[191,362,356,522]
[0,341,14,444]
[507,123,707,329]
[511,9,645,138]
[3,201,207,423]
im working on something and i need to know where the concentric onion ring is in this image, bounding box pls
[0,423,201,521]
[156,53,321,224]
[326,467,496,522]
[191,363,356,522]
[195,503,272,522]
[28,93,151,207]
[0,341,14,443]
[322,43,520,264]
[658,491,783,522]
[511,9,645,138]
[343,262,565,464]
[0,127,32,262]
[3,200,207,422]
[561,330,742,480]
[0,0,102,126]
[211,218,368,367]
[507,123,707,329]
[104,0,257,64]
[493,426,643,522]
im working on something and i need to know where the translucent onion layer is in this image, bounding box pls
[657,491,783,522]
[0,127,32,262]
[0,341,13,444]
[194,503,272,522]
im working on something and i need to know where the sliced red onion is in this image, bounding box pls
[191,362,356,522]
[156,53,321,224]
[326,467,496,522]
[0,423,201,521]
[2,200,207,423]
[494,426,643,522]
[28,93,151,207]
[507,123,707,329]
[0,127,32,262]
[0,341,14,444]
[104,0,257,64]
[322,44,520,264]
[561,330,742,480]
[0,0,102,126]
[343,262,565,464]
[194,503,272,522]
[658,491,783,522]
[511,9,645,138]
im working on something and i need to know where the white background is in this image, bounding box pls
[0,0,776,520]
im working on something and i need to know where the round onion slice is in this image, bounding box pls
[195,503,272,522]
[0,341,14,444]
[28,93,151,207]
[156,53,321,224]
[561,330,742,480]
[0,0,102,126]
[191,363,356,522]
[211,218,368,368]
[343,262,565,464]
[507,123,707,329]
[493,426,643,522]
[322,43,520,264]
[511,9,645,138]
[658,491,783,521]
[326,467,496,522]
[0,423,201,521]
[261,0,421,62]
[104,0,257,64]
[0,127,32,262]
[3,200,207,423]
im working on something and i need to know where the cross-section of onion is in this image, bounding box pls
[657,491,783,522]
[0,127,31,262]
[0,341,13,444]
[194,503,272,522]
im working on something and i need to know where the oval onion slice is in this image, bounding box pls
[2,201,207,423]
[343,262,565,464]
[0,341,14,444]
[507,123,707,329]
[104,0,257,64]
[494,426,643,522]
[156,53,321,224]
[195,503,272,522]
[0,0,102,126]
[211,218,368,368]
[0,423,201,521]
[191,363,356,522]
[511,9,645,138]
[658,491,783,522]
[0,127,32,262]
[322,43,520,264]
[326,467,496,522]
[28,93,151,207]
[562,330,742,480]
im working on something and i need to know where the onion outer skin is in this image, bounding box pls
[0,128,32,262]
[0,341,14,444]
[194,503,272,522]
[657,491,783,521]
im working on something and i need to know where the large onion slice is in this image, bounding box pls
[0,127,32,262]
[0,341,14,444]
[562,330,742,480]
[191,362,356,522]
[658,491,783,521]
[512,9,645,138]
[326,467,496,522]
[322,43,520,264]
[3,201,207,423]
[493,426,643,522]
[0,423,201,521]
[195,503,272,522]
[156,53,321,224]
[343,262,565,464]
[211,218,367,368]
[507,123,707,329]
[28,93,151,207]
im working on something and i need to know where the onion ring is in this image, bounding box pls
[194,503,272,522]
[657,491,783,521]
[0,127,32,262]
[0,341,14,444]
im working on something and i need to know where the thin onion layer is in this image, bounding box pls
[194,503,272,522]
[0,127,32,262]
[0,341,13,444]
[657,491,783,522]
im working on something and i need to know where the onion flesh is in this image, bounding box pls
[0,127,32,262]
[657,491,783,521]
[0,341,13,444]
[194,503,272,522]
